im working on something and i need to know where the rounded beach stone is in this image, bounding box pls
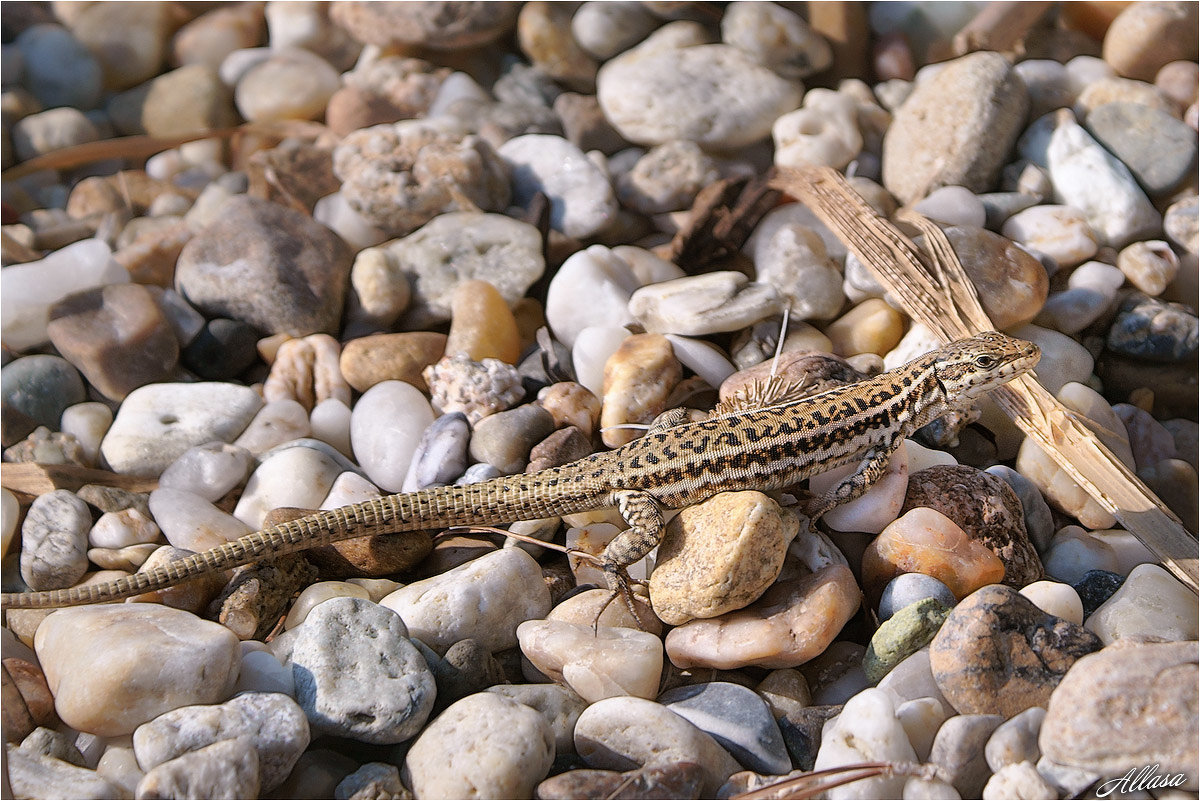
[175,196,352,337]
[339,332,446,394]
[650,491,796,625]
[444,279,521,365]
[813,688,918,800]
[883,52,1029,203]
[664,564,861,670]
[937,227,1049,328]
[1102,1,1199,82]
[599,333,681,448]
[986,706,1046,773]
[149,487,251,554]
[330,2,519,50]
[751,220,846,321]
[140,64,238,138]
[597,41,803,149]
[158,442,253,504]
[11,107,101,162]
[722,0,831,79]
[862,597,952,684]
[1106,292,1198,363]
[1086,101,1197,196]
[517,2,597,92]
[19,489,91,592]
[46,284,179,402]
[366,212,543,328]
[517,620,663,702]
[488,683,587,757]
[1018,580,1084,624]
[574,696,741,796]
[133,693,308,792]
[810,439,909,534]
[182,318,259,380]
[14,24,103,110]
[499,134,616,238]
[34,604,240,736]
[928,713,1005,798]
[1117,240,1179,297]
[900,465,1043,589]
[571,2,657,59]
[1040,640,1197,789]
[629,272,783,337]
[425,355,525,425]
[616,140,719,215]
[341,244,411,335]
[468,403,556,474]
[234,48,340,123]
[929,584,1102,717]
[403,692,554,799]
[135,736,260,800]
[382,548,551,653]
[1164,195,1199,254]
[89,507,160,550]
[1085,563,1198,644]
[67,1,172,90]
[349,380,435,492]
[878,573,956,622]
[545,246,643,349]
[824,298,905,356]
[232,446,342,529]
[1000,205,1099,269]
[1,355,86,436]
[402,412,470,492]
[658,682,790,776]
[291,597,435,744]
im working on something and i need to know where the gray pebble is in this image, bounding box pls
[18,728,86,767]
[929,714,1005,798]
[468,404,556,474]
[13,24,103,110]
[427,638,506,710]
[985,706,1045,772]
[658,682,791,775]
[456,462,504,485]
[1,355,86,440]
[1086,102,1198,197]
[1106,292,1198,362]
[489,684,589,756]
[11,106,100,162]
[778,704,841,772]
[986,465,1055,553]
[182,318,260,380]
[333,762,406,800]
[136,736,260,800]
[878,573,957,621]
[402,411,470,491]
[291,597,436,744]
[19,489,91,591]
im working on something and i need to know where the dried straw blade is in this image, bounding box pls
[770,166,1198,593]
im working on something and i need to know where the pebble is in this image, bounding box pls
[665,564,861,670]
[332,121,511,239]
[341,246,414,337]
[1,355,86,438]
[68,1,172,90]
[19,489,91,592]
[1102,1,1199,82]
[1156,59,1200,107]
[600,333,681,447]
[11,106,101,162]
[469,403,556,473]
[862,507,1006,602]
[773,88,863,171]
[171,3,264,71]
[985,706,1045,772]
[545,247,644,349]
[182,318,259,380]
[878,573,956,621]
[750,218,846,321]
[340,332,446,394]
[722,1,831,79]
[88,507,160,550]
[488,683,587,757]
[139,64,238,138]
[333,763,404,800]
[517,3,597,92]
[368,211,542,328]
[901,465,1044,588]
[35,604,240,736]
[1086,101,1197,196]
[13,23,103,110]
[929,584,1102,717]
[862,598,951,683]
[232,400,311,455]
[1000,205,1098,270]
[1164,196,1199,254]
[425,355,525,425]
[499,134,616,238]
[330,2,519,50]
[1115,403,1177,470]
[157,442,253,503]
[1117,239,1180,297]
[824,298,905,357]
[659,681,791,775]
[148,487,251,553]
[573,696,741,797]
[1073,569,1125,617]
[930,714,1005,798]
[5,746,121,800]
[616,140,718,215]
[571,2,657,60]
[176,196,353,336]
[46,283,179,401]
[517,620,662,702]
[1106,292,1198,362]
[349,380,434,492]
[553,91,629,154]
[650,491,796,625]
[232,446,341,529]
[136,737,260,800]
[403,692,554,799]
[233,47,340,123]
[630,272,783,337]
[133,692,308,792]
[1018,580,1084,624]
[382,548,551,652]
[883,52,1029,203]
[913,186,988,228]
[401,411,470,492]
[813,688,917,799]
[1044,110,1160,248]
[810,438,909,534]
[876,649,950,712]
[1085,562,1198,644]
[1,238,129,352]
[444,279,521,365]
[291,598,435,744]
[597,38,803,149]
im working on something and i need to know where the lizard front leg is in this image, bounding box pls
[807,443,898,521]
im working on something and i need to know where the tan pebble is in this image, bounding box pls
[548,587,662,636]
[862,507,1006,603]
[128,546,226,613]
[339,332,448,393]
[783,320,835,353]
[444,279,521,364]
[1075,76,1180,118]
[650,492,797,625]
[600,333,682,447]
[538,381,601,439]
[257,332,292,364]
[512,297,546,353]
[516,620,661,702]
[527,426,591,472]
[113,221,193,287]
[263,333,350,412]
[943,226,1049,328]
[721,351,863,408]
[755,668,812,718]
[1116,240,1179,296]
[824,298,905,357]
[1155,60,1200,107]
[284,581,371,629]
[1102,1,1199,83]
[664,564,862,670]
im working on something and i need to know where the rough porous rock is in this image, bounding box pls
[883,52,1029,203]
[175,196,353,336]
[929,584,1103,717]
[290,597,435,745]
[650,491,796,625]
[1040,640,1198,790]
[19,489,91,591]
[403,692,554,799]
[34,604,240,736]
[136,736,260,800]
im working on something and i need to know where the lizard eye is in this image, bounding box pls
[975,354,997,369]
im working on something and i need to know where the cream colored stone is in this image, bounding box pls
[600,333,682,447]
[517,619,663,702]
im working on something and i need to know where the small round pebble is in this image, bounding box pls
[1,355,87,435]
[721,1,832,79]
[234,48,340,122]
[499,134,616,238]
[878,573,957,621]
[14,24,103,110]
[813,689,917,799]
[659,681,790,775]
[468,403,556,474]
[349,380,434,492]
[984,706,1045,773]
[1018,580,1084,624]
[19,489,91,591]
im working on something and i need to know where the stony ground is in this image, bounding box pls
[1,2,1198,799]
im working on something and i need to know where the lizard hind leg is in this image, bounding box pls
[807,444,896,521]
[596,489,665,632]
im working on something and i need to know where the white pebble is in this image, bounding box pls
[1086,563,1199,644]
[1,489,17,558]
[157,442,254,503]
[773,89,863,170]
[811,441,909,534]
[233,650,295,697]
[498,134,617,239]
[59,402,113,466]
[320,472,382,510]
[312,192,388,252]
[89,508,161,550]
[1001,205,1099,269]
[913,186,987,228]
[1019,580,1084,624]
[572,327,631,398]
[814,688,918,799]
[1087,529,1156,575]
[545,245,641,349]
[310,398,353,458]
[149,487,252,553]
[350,381,434,493]
[1042,526,1119,584]
[284,582,372,630]
[233,399,312,454]
[663,335,736,389]
[233,446,344,529]
[517,619,663,702]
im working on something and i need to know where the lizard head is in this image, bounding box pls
[932,331,1041,401]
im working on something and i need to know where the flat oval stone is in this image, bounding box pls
[291,597,435,744]
[862,598,952,684]
[929,584,1102,717]
[468,403,556,474]
[403,692,554,800]
[350,380,435,492]
[149,487,251,553]
[545,245,643,349]
[878,573,956,621]
[1019,580,1084,624]
[517,619,663,702]
[135,736,259,800]
[1086,101,1197,196]
[1001,205,1099,269]
[629,272,783,337]
[232,446,342,529]
[35,604,240,736]
[985,706,1045,772]
[402,411,470,491]
[928,713,1005,798]
[658,681,791,775]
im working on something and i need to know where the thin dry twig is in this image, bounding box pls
[770,166,1198,593]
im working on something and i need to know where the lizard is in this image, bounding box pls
[1,330,1039,610]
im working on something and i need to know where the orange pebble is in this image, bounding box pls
[444,280,521,364]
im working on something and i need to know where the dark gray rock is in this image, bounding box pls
[658,682,791,775]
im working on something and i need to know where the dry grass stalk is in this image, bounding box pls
[771,165,1198,593]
